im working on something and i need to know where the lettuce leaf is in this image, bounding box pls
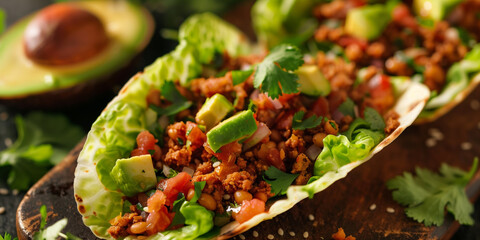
[424,44,480,110]
[74,12,251,239]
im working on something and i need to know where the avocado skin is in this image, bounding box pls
[0,2,154,109]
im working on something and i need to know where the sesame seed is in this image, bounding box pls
[239,234,245,240]
[267,234,274,239]
[0,207,5,215]
[425,138,436,147]
[4,138,12,147]
[471,100,480,110]
[387,207,395,213]
[308,214,315,221]
[428,128,444,141]
[278,228,284,236]
[213,161,221,168]
[369,204,377,211]
[461,142,472,150]
[0,112,8,121]
[0,188,8,195]
[253,231,259,237]
[303,231,309,238]
[12,189,19,196]
[289,231,296,237]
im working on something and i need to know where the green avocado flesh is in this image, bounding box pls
[296,65,331,96]
[0,1,152,97]
[110,154,157,197]
[195,93,234,130]
[207,110,257,152]
[345,4,391,41]
[413,0,463,21]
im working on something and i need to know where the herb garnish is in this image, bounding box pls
[292,111,323,130]
[253,44,304,99]
[387,158,478,226]
[150,81,192,117]
[263,166,299,196]
[33,205,81,240]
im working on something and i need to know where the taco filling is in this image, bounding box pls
[105,42,403,238]
[253,0,480,121]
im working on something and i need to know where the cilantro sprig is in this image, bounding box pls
[263,166,299,196]
[253,44,304,99]
[33,205,81,240]
[0,112,84,190]
[387,158,478,226]
[150,81,192,117]
[0,233,17,240]
[292,111,323,130]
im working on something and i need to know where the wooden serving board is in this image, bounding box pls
[16,85,480,239]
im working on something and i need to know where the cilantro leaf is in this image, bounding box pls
[231,69,253,85]
[31,205,81,240]
[0,112,84,190]
[1,233,18,240]
[151,81,192,116]
[253,44,304,99]
[363,107,385,131]
[189,181,206,203]
[387,158,478,226]
[263,166,299,196]
[338,98,355,117]
[292,111,323,130]
[170,193,186,226]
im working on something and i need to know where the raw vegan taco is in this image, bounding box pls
[252,0,480,124]
[73,13,429,239]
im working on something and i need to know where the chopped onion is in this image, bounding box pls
[162,165,172,177]
[250,89,260,100]
[305,145,323,161]
[269,97,283,109]
[242,122,271,151]
[182,166,195,177]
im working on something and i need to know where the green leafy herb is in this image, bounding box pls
[363,107,385,131]
[253,44,304,99]
[1,233,18,240]
[33,205,80,240]
[231,69,253,85]
[168,168,179,178]
[171,193,187,226]
[338,98,355,117]
[0,112,84,190]
[189,181,206,203]
[395,51,425,73]
[387,158,478,226]
[292,111,323,130]
[150,81,192,116]
[177,138,185,146]
[211,156,220,163]
[263,166,299,196]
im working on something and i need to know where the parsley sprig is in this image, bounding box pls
[387,158,478,226]
[253,44,304,99]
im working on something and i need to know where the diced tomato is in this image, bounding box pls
[234,199,266,224]
[146,207,172,235]
[257,143,285,171]
[147,190,167,213]
[186,121,206,150]
[131,131,157,157]
[159,172,192,206]
[366,74,395,113]
[311,97,330,117]
[337,36,368,50]
[205,141,242,164]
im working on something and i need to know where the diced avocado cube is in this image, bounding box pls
[110,154,157,197]
[345,5,391,41]
[414,0,462,21]
[296,65,331,96]
[195,94,234,130]
[207,110,257,152]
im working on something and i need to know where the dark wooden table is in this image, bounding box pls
[1,0,480,239]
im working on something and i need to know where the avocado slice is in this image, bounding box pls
[413,0,463,21]
[345,5,391,41]
[296,65,331,96]
[0,1,154,108]
[195,94,234,130]
[206,110,257,152]
[110,154,157,197]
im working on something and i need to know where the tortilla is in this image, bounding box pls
[73,13,430,240]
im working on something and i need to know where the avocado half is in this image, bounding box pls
[0,1,154,109]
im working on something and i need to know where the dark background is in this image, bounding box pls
[0,0,478,239]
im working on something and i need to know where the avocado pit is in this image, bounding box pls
[23,3,109,66]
